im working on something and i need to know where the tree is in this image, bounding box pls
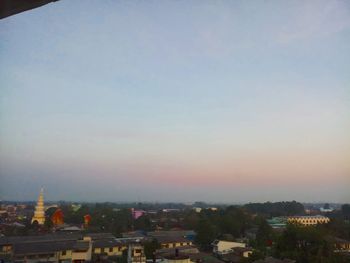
[255,217,273,249]
[341,204,350,220]
[195,218,217,250]
[144,239,160,259]
[134,215,152,231]
[244,201,305,217]
[273,223,344,262]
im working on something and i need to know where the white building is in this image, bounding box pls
[211,240,246,255]
[193,207,202,213]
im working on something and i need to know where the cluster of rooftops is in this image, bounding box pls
[0,232,120,255]
[0,230,197,260]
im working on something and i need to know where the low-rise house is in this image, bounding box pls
[219,247,253,263]
[232,247,253,258]
[71,237,93,262]
[0,232,135,262]
[326,236,350,252]
[127,243,146,263]
[93,239,127,257]
[193,207,202,213]
[334,237,350,252]
[148,230,196,241]
[11,238,92,263]
[122,231,146,239]
[156,245,199,257]
[156,236,192,249]
[211,239,246,255]
[159,250,222,263]
[12,241,71,262]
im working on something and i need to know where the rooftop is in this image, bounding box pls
[156,245,199,256]
[14,240,76,255]
[148,230,195,238]
[288,215,328,219]
[93,238,122,248]
[156,236,191,244]
[164,255,189,260]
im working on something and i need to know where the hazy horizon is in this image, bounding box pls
[1,196,345,205]
[1,0,349,203]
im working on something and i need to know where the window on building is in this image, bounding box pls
[109,247,113,252]
[3,245,12,252]
[62,250,67,256]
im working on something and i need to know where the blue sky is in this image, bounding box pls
[0,0,349,202]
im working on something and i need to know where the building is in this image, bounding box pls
[31,188,46,225]
[159,249,195,263]
[211,240,246,255]
[334,237,350,252]
[148,230,196,242]
[0,232,132,262]
[156,245,199,258]
[92,238,127,257]
[156,236,192,249]
[122,231,146,239]
[0,235,92,263]
[155,242,224,263]
[193,207,202,213]
[220,247,253,263]
[127,243,146,263]
[326,236,350,253]
[232,247,252,258]
[320,207,334,213]
[267,217,287,229]
[287,215,330,226]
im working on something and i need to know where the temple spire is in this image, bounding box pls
[31,188,46,225]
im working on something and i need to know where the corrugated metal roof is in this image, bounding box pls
[14,240,76,254]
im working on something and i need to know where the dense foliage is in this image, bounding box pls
[244,201,305,217]
[191,206,254,249]
[273,224,350,263]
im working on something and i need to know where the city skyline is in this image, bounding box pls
[0,0,349,203]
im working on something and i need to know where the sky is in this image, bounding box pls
[0,0,349,203]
